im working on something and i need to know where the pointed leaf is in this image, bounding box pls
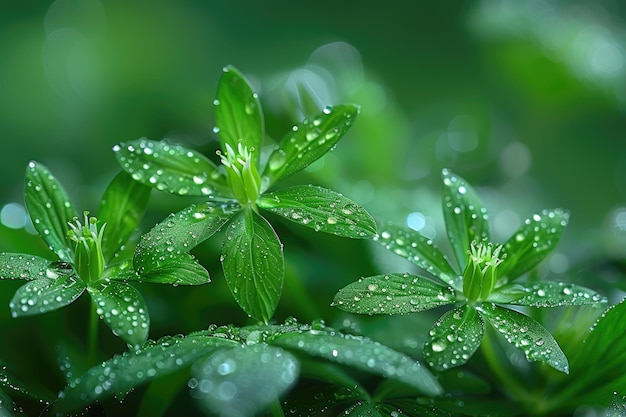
[98,171,151,263]
[113,138,227,196]
[221,210,283,323]
[24,161,77,262]
[424,305,485,371]
[258,185,376,238]
[140,253,209,285]
[9,270,85,317]
[375,222,460,288]
[215,65,263,164]
[332,273,457,315]
[262,104,359,184]
[190,344,298,416]
[489,281,606,307]
[342,403,384,417]
[87,281,149,346]
[499,209,569,280]
[441,169,489,272]
[134,201,238,275]
[0,253,51,280]
[478,303,569,373]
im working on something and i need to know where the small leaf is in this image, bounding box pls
[190,344,298,416]
[0,253,51,280]
[424,304,485,371]
[441,169,489,272]
[374,222,461,288]
[332,273,457,315]
[24,161,77,263]
[489,281,606,307]
[87,281,149,346]
[113,138,227,196]
[478,303,569,373]
[9,271,85,317]
[499,209,569,280]
[140,253,209,285]
[262,104,359,184]
[215,65,264,165]
[221,209,283,323]
[98,171,151,263]
[258,185,376,238]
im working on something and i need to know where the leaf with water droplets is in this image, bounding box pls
[499,209,569,280]
[87,281,149,346]
[24,161,77,263]
[375,222,460,288]
[478,303,569,373]
[0,358,55,404]
[378,400,453,417]
[190,344,298,416]
[215,65,263,166]
[140,253,209,285]
[262,104,359,185]
[0,253,50,280]
[97,171,151,263]
[332,273,457,315]
[9,273,85,318]
[258,185,376,238]
[489,281,606,307]
[221,209,283,323]
[0,388,19,417]
[441,169,489,271]
[424,304,484,371]
[55,334,238,414]
[113,138,227,196]
[342,402,384,417]
[272,326,442,396]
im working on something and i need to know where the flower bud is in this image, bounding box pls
[462,241,504,301]
[68,212,106,282]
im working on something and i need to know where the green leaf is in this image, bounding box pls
[24,161,77,263]
[272,327,442,396]
[55,334,238,414]
[0,357,55,404]
[140,253,209,285]
[498,209,569,280]
[87,281,149,346]
[258,185,376,238]
[262,104,359,184]
[378,400,452,417]
[214,65,264,165]
[332,273,457,315]
[0,253,50,280]
[0,388,18,417]
[9,271,85,317]
[190,344,298,416]
[342,402,383,417]
[113,138,227,196]
[134,201,238,275]
[374,222,461,288]
[489,281,606,307]
[221,209,283,323]
[97,171,151,263]
[423,304,485,371]
[441,169,489,272]
[478,303,569,373]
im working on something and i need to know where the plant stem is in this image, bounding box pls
[268,397,285,417]
[88,299,99,365]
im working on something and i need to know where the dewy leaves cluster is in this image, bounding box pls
[333,169,606,373]
[113,65,376,323]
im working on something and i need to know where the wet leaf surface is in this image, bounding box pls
[9,272,85,318]
[489,281,606,307]
[0,254,51,280]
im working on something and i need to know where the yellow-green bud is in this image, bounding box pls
[219,143,261,206]
[462,241,504,301]
[68,212,106,282]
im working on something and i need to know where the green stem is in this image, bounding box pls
[268,397,285,417]
[88,299,99,365]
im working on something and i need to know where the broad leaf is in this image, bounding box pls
[342,402,383,417]
[441,169,489,272]
[332,273,457,315]
[221,209,283,323]
[190,344,298,416]
[113,138,227,196]
[478,303,569,373]
[379,400,453,417]
[98,171,151,263]
[215,65,264,164]
[9,272,85,317]
[424,304,485,371]
[262,104,359,185]
[0,253,51,280]
[140,253,209,285]
[24,161,77,263]
[489,281,606,307]
[374,222,460,288]
[258,185,376,238]
[87,281,149,346]
[499,209,569,280]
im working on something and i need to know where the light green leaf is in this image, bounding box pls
[424,305,485,371]
[221,209,283,323]
[489,281,606,307]
[258,185,376,238]
[97,171,151,263]
[140,253,209,285]
[0,253,50,280]
[441,169,489,272]
[499,209,569,280]
[478,303,569,373]
[190,344,298,416]
[262,104,359,185]
[374,222,460,288]
[87,281,149,346]
[342,403,383,417]
[215,65,264,165]
[9,270,85,317]
[113,138,227,196]
[332,273,457,315]
[24,161,77,263]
